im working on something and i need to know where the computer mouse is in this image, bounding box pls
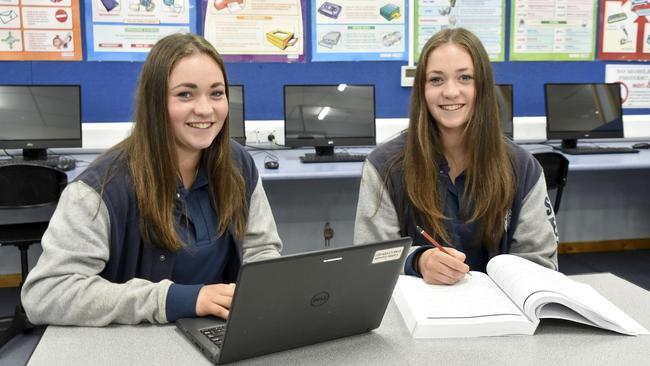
[56,157,76,171]
[632,142,650,149]
[264,160,279,169]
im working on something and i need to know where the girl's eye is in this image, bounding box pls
[176,91,191,99]
[429,77,444,86]
[459,74,474,83]
[211,90,224,97]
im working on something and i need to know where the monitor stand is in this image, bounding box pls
[314,146,334,156]
[22,148,48,161]
[560,139,578,149]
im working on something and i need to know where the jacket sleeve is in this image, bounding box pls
[21,181,172,326]
[241,176,282,263]
[353,161,402,245]
[510,173,559,270]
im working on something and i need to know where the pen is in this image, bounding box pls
[415,225,472,277]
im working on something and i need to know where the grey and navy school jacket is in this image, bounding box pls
[21,143,282,326]
[354,133,558,272]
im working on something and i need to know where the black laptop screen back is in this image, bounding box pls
[218,238,410,364]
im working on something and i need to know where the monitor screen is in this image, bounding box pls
[545,83,623,147]
[0,85,82,160]
[495,84,513,139]
[284,84,376,154]
[228,85,245,145]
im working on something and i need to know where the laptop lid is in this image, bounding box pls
[176,237,411,364]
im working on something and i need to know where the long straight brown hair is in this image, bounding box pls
[111,33,247,251]
[404,28,515,251]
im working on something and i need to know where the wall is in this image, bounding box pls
[2,1,650,123]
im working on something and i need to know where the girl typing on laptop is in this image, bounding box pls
[21,33,282,325]
[354,28,558,285]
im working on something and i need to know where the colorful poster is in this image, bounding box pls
[605,64,650,108]
[311,0,407,62]
[203,0,305,62]
[414,0,505,62]
[510,0,597,61]
[85,0,196,61]
[0,0,82,61]
[598,0,650,61]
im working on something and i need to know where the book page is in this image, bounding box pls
[487,255,649,335]
[487,255,575,315]
[395,274,526,320]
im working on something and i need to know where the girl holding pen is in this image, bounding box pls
[354,28,558,285]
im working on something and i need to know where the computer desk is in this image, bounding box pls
[34,143,650,253]
[60,142,650,180]
[26,273,650,366]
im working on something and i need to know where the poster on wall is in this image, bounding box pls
[598,0,650,61]
[510,0,596,61]
[0,0,82,61]
[606,64,650,108]
[414,0,505,62]
[85,0,196,61]
[311,0,407,62]
[203,0,305,62]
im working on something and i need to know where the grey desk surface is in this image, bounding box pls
[251,143,650,179]
[27,273,650,366]
[57,141,650,182]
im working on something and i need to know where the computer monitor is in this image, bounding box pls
[495,84,513,139]
[228,85,246,146]
[0,85,82,160]
[283,84,376,155]
[545,83,623,149]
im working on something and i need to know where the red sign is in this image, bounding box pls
[55,9,68,23]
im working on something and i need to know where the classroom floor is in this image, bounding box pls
[1,249,649,365]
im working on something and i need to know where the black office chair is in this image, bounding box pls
[0,164,67,349]
[533,152,569,214]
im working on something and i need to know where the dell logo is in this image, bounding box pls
[310,291,330,307]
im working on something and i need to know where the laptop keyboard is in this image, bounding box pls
[200,324,226,348]
[300,152,367,163]
[558,146,639,155]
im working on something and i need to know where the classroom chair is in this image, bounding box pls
[0,164,67,349]
[533,151,569,215]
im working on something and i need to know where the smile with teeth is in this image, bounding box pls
[440,104,464,111]
[187,122,213,129]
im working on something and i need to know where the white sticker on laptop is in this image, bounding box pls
[372,246,404,264]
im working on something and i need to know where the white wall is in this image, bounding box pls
[77,115,650,150]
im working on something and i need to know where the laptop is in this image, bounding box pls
[176,237,411,364]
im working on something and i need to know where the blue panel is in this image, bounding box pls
[1,0,649,123]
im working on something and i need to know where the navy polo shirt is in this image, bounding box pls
[404,157,489,276]
[165,165,235,321]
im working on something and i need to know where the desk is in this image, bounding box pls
[521,142,650,171]
[26,273,650,366]
[2,143,649,264]
[247,143,650,178]
[249,144,650,252]
[247,147,371,181]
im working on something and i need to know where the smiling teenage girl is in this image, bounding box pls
[354,28,558,285]
[21,33,282,325]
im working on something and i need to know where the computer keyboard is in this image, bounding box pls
[0,156,77,171]
[559,147,639,155]
[300,152,367,163]
[200,324,226,348]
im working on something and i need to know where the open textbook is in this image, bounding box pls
[392,254,649,338]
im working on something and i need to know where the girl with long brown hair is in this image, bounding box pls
[22,33,282,325]
[355,28,558,285]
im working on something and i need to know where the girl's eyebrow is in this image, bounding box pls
[169,82,225,90]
